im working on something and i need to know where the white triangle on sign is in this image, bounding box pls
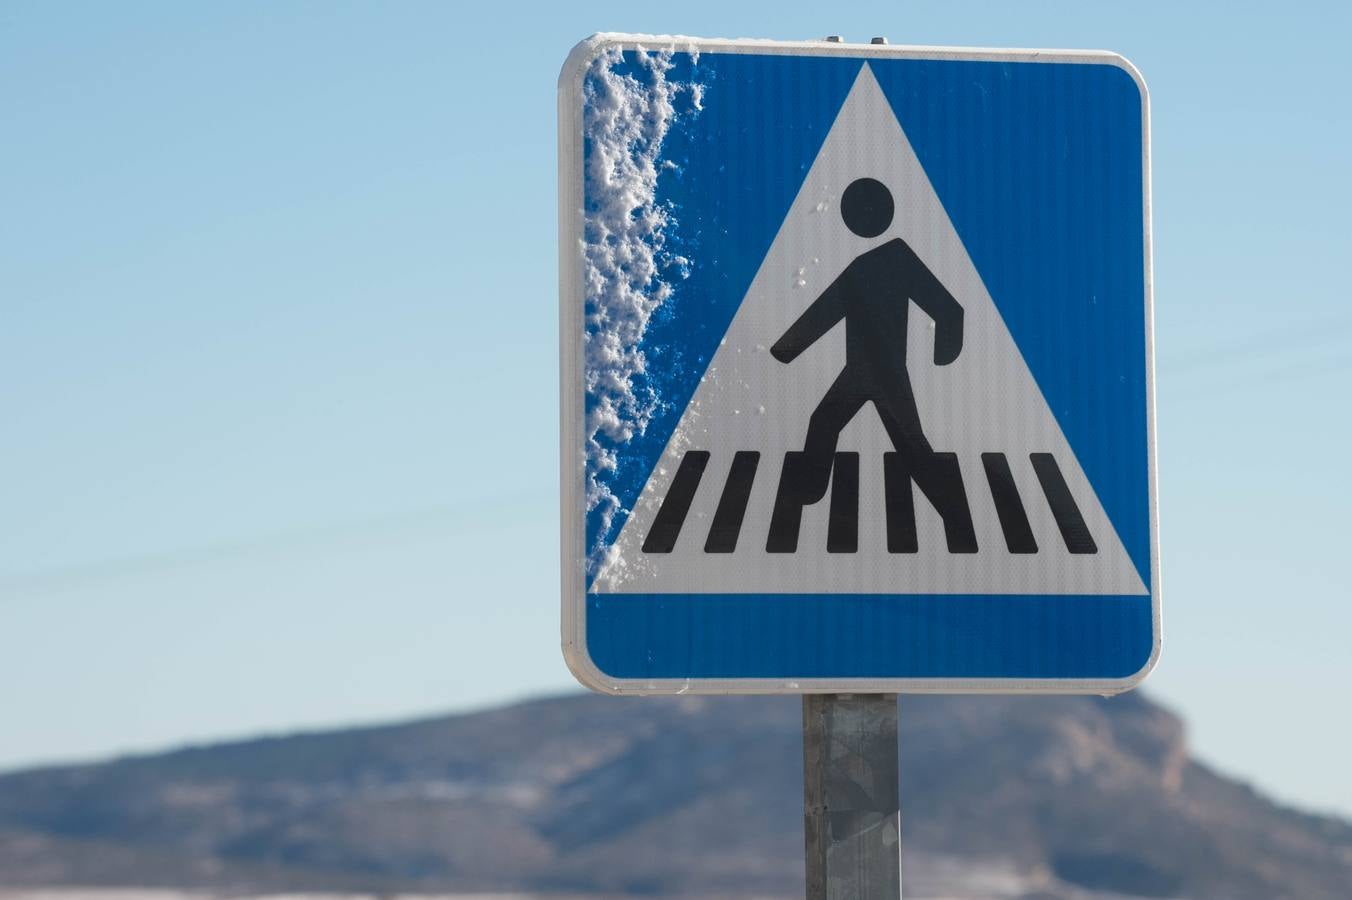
[593,64,1147,598]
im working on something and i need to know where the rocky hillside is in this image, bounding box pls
[0,692,1349,899]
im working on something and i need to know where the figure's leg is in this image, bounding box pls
[802,371,869,464]
[767,372,866,553]
[871,379,932,457]
[875,391,977,553]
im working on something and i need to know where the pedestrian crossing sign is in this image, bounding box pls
[559,35,1159,694]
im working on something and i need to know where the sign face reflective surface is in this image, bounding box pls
[559,35,1159,694]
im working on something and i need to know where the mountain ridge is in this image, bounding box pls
[1,691,1349,899]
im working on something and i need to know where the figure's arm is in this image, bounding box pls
[907,252,964,365]
[770,274,847,364]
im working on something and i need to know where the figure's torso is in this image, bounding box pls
[840,238,917,387]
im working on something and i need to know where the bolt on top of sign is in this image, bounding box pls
[559,35,1160,695]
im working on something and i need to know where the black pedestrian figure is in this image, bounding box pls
[767,177,978,553]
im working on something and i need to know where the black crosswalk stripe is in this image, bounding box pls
[882,450,977,554]
[640,451,710,554]
[1030,452,1098,554]
[641,450,1098,555]
[704,451,760,553]
[982,452,1038,554]
[827,452,859,553]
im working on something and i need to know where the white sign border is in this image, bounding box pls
[559,33,1160,696]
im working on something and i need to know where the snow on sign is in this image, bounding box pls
[559,35,1160,694]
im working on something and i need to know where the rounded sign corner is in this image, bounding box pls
[561,635,627,696]
[1094,624,1163,696]
[1125,622,1164,691]
[1097,50,1151,110]
[557,34,617,97]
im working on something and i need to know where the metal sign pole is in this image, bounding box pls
[803,694,902,899]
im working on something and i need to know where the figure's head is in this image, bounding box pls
[840,177,894,238]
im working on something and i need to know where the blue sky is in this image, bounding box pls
[3,2,1350,816]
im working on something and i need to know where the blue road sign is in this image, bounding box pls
[559,35,1159,694]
